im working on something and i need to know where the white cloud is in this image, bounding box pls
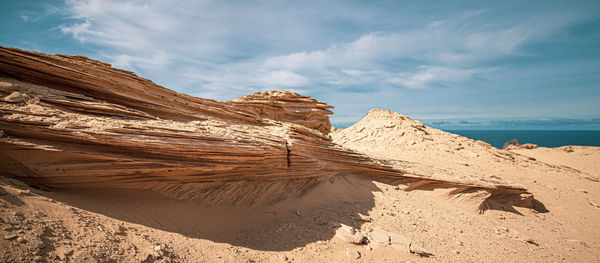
[256,70,311,87]
[60,20,92,42]
[387,66,481,89]
[55,0,596,116]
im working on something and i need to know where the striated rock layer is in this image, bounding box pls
[0,47,531,208]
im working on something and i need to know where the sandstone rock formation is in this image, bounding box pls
[0,47,531,208]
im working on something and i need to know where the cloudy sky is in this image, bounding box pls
[1,0,599,129]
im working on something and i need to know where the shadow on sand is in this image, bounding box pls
[44,174,380,251]
[36,173,546,252]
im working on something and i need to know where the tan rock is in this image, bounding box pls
[520,143,538,149]
[0,46,533,208]
[388,231,411,252]
[335,224,368,244]
[370,228,390,244]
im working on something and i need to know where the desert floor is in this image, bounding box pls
[1,141,599,262]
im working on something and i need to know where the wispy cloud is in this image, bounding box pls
[42,0,600,121]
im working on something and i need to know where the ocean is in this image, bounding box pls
[446,130,600,148]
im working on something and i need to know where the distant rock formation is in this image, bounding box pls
[0,47,531,208]
[520,143,538,149]
[502,139,520,149]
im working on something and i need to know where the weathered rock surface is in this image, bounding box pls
[0,47,531,207]
[230,90,333,135]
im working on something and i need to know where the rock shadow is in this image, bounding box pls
[44,174,379,251]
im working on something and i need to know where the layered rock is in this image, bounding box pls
[0,47,531,208]
[230,91,333,135]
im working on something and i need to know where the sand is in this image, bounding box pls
[1,109,599,262]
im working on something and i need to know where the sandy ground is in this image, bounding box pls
[1,111,600,262]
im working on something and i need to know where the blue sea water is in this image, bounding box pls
[446,130,600,148]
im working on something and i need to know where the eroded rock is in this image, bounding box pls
[0,46,533,208]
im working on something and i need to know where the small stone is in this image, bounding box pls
[409,243,431,257]
[370,228,390,244]
[344,248,361,259]
[295,210,301,216]
[24,235,45,253]
[154,245,162,252]
[388,232,411,252]
[277,254,288,261]
[495,226,508,235]
[32,226,45,237]
[335,223,368,244]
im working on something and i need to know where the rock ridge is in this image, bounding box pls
[0,47,531,209]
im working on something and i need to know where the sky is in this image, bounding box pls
[1,0,599,130]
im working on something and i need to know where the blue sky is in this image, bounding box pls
[1,0,599,129]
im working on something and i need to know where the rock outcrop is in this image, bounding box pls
[503,139,520,149]
[229,91,333,135]
[0,47,531,208]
